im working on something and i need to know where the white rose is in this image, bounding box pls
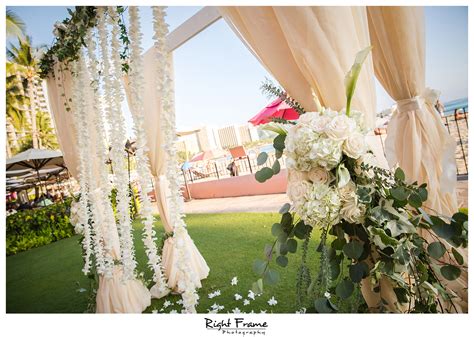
[343,132,367,159]
[309,115,331,133]
[325,115,356,141]
[307,166,329,184]
[341,197,366,224]
[287,169,308,184]
[298,111,319,124]
[287,180,310,204]
[338,180,357,202]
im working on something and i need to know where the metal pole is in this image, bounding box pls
[214,162,220,179]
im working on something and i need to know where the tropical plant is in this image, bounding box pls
[6,9,26,39]
[7,36,52,150]
[6,62,29,156]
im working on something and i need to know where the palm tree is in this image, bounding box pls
[7,36,44,149]
[6,9,26,39]
[36,111,59,150]
[6,62,29,156]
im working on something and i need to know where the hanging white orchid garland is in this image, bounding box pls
[84,27,116,278]
[97,6,137,280]
[152,6,199,313]
[71,51,117,277]
[71,58,93,275]
[127,6,168,294]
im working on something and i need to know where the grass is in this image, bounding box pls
[6,213,321,313]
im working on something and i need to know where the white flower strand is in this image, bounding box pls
[128,6,168,293]
[84,28,116,278]
[98,7,137,280]
[71,59,93,274]
[77,54,111,276]
[153,6,199,313]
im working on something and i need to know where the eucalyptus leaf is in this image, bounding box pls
[349,262,369,283]
[253,259,267,275]
[408,193,423,208]
[314,298,333,313]
[271,223,282,237]
[255,167,274,183]
[257,152,268,165]
[452,248,464,265]
[440,264,461,281]
[394,167,405,182]
[287,238,298,253]
[264,268,280,285]
[335,279,354,299]
[390,187,409,201]
[427,242,446,259]
[273,134,286,151]
[279,203,291,214]
[276,255,288,267]
[343,241,364,259]
[272,159,281,174]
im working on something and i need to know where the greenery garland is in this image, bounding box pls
[39,6,129,78]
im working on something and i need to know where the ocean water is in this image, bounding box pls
[443,97,468,114]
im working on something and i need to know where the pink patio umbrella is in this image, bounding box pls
[189,149,227,162]
[249,97,299,126]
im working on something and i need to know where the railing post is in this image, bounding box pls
[214,162,220,179]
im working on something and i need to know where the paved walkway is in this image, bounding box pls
[178,180,468,214]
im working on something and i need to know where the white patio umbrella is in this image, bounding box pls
[6,149,65,196]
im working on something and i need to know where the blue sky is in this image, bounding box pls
[7,6,468,130]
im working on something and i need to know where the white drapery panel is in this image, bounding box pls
[219,6,376,127]
[46,63,151,313]
[220,5,399,311]
[367,6,458,215]
[124,50,209,293]
[367,6,466,312]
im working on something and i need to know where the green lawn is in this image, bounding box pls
[6,213,321,313]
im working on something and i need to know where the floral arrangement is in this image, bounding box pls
[253,47,468,313]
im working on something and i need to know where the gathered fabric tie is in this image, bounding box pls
[386,88,457,197]
[395,87,441,113]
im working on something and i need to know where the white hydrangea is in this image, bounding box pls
[295,182,341,228]
[285,111,345,171]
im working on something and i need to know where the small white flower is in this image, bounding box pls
[234,293,243,301]
[243,299,250,306]
[267,296,278,306]
[210,303,224,312]
[249,310,255,314]
[260,310,267,314]
[324,291,331,299]
[151,309,158,314]
[208,290,221,299]
[232,308,242,313]
[169,310,178,314]
[248,290,256,300]
[76,288,87,293]
[296,307,307,314]
[176,299,183,305]
[231,276,238,286]
[163,300,172,308]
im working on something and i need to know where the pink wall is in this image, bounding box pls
[183,169,288,199]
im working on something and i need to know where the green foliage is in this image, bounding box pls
[6,200,74,255]
[260,79,306,115]
[39,7,130,78]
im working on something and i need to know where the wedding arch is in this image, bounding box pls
[42,6,467,313]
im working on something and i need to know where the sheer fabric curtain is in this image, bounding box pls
[125,50,209,296]
[367,6,466,312]
[46,63,151,313]
[220,5,398,310]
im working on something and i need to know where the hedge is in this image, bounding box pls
[6,199,75,256]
